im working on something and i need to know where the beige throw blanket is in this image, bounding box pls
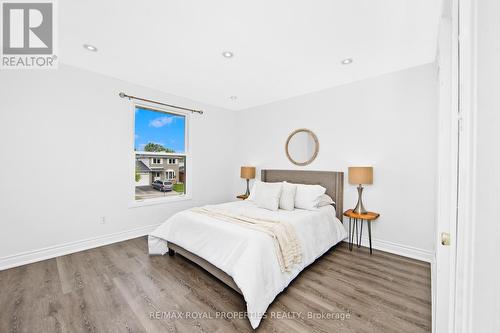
[190,207,302,272]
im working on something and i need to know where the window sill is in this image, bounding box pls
[129,194,192,208]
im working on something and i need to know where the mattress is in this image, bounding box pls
[148,200,347,328]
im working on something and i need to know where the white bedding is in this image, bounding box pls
[148,200,347,329]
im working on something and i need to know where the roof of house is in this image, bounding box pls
[136,160,151,173]
[135,151,185,157]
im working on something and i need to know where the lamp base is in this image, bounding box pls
[352,185,367,214]
[244,179,250,196]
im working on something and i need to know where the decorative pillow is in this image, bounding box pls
[315,194,335,208]
[247,181,261,201]
[291,182,327,210]
[256,182,283,211]
[279,182,297,211]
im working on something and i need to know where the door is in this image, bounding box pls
[153,172,162,181]
[434,5,459,332]
[136,173,150,186]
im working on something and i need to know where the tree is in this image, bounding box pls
[143,142,175,153]
[135,166,141,182]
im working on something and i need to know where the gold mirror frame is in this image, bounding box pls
[285,128,319,166]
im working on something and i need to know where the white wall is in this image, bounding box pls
[471,0,500,330]
[0,64,237,265]
[0,62,438,267]
[233,64,438,257]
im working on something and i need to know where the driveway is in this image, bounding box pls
[135,185,181,200]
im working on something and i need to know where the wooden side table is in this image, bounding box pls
[343,209,380,254]
[236,194,248,200]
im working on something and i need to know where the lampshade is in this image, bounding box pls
[240,166,256,179]
[348,166,373,185]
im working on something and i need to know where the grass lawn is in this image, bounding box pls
[173,183,185,193]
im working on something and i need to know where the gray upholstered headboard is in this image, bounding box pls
[261,169,344,220]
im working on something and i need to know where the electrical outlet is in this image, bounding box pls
[100,216,106,224]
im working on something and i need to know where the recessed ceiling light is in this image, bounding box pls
[83,44,98,52]
[222,51,234,58]
[229,96,238,100]
[341,58,353,65]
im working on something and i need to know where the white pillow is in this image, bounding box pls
[256,182,283,211]
[291,182,326,210]
[315,194,335,208]
[247,181,260,201]
[279,182,297,211]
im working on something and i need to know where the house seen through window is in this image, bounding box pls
[134,106,187,200]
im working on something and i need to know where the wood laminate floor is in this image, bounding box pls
[0,237,431,333]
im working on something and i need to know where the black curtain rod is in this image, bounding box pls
[118,92,204,115]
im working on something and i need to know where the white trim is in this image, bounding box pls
[129,99,192,205]
[165,169,175,180]
[342,237,434,263]
[151,157,163,165]
[0,224,161,271]
[130,194,192,208]
[433,3,460,332]
[454,0,477,331]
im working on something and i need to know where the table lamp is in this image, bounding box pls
[240,166,256,196]
[348,166,373,214]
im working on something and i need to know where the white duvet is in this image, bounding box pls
[148,200,347,329]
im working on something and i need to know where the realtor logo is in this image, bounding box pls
[1,0,57,68]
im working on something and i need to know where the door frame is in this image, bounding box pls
[434,0,477,332]
[453,0,477,331]
[434,4,459,331]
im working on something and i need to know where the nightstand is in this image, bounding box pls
[236,194,248,200]
[343,209,380,254]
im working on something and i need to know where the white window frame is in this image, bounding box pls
[130,101,191,207]
[165,169,175,180]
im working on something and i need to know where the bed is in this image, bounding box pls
[148,170,346,328]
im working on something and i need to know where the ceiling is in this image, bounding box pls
[59,0,442,110]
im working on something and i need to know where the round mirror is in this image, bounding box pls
[285,129,319,166]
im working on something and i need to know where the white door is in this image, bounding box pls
[153,172,162,181]
[136,173,150,186]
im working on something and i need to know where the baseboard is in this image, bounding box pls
[342,236,435,263]
[1,225,434,270]
[0,224,161,271]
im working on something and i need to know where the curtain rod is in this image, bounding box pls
[118,92,204,115]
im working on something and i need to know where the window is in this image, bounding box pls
[166,170,175,180]
[134,106,187,201]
